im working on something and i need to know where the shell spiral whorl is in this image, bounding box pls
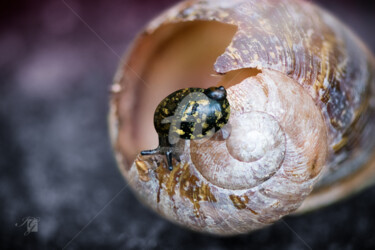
[191,69,328,193]
[127,70,328,234]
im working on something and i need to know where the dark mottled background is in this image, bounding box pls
[0,0,374,249]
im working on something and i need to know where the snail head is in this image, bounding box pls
[205,86,227,101]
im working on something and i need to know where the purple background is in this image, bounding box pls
[0,0,374,249]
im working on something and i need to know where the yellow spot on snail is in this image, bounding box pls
[176,129,185,135]
[185,106,193,114]
[197,99,209,105]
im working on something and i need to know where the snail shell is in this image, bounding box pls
[141,86,230,170]
[109,0,375,235]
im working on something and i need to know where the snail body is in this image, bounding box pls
[141,86,230,170]
[110,0,375,235]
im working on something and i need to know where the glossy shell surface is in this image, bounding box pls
[153,87,230,142]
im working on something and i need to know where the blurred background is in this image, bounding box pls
[0,0,374,249]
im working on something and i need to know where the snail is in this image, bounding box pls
[140,86,230,170]
[109,0,375,235]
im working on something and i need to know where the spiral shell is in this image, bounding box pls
[109,0,375,235]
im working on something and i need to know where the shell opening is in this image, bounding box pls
[114,20,264,166]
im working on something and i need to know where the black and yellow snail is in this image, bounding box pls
[141,86,230,170]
